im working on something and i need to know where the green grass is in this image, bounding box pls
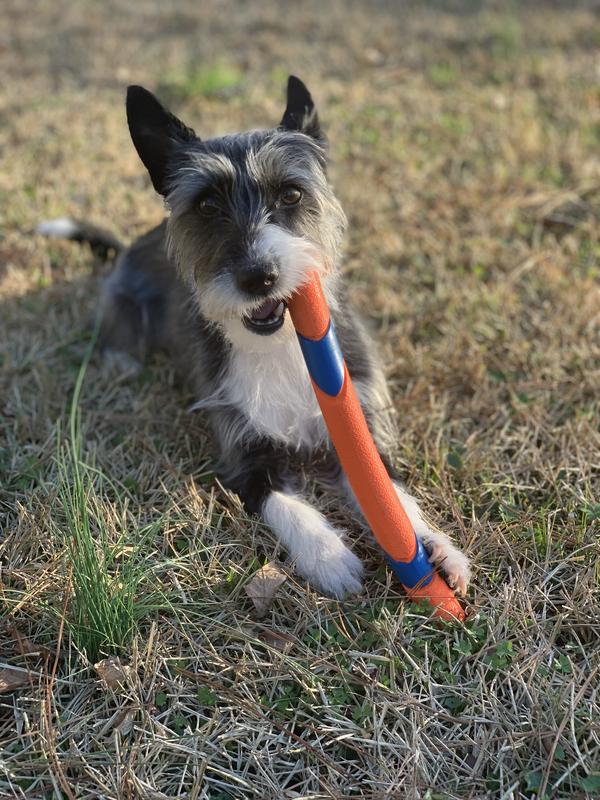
[158,62,245,103]
[428,62,459,89]
[53,328,167,662]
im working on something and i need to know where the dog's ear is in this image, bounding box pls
[126,85,198,196]
[279,76,322,140]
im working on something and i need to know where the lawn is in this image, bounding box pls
[1,1,599,798]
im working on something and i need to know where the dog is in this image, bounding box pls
[39,76,471,599]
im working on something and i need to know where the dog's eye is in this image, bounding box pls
[280,186,302,206]
[198,195,220,217]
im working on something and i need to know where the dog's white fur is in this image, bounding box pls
[262,483,470,599]
[255,223,321,295]
[194,328,329,451]
[193,223,336,449]
[36,218,79,238]
[336,466,472,596]
[263,489,364,597]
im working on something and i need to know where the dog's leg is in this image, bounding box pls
[218,440,363,598]
[339,463,471,596]
[98,223,172,375]
[389,483,471,596]
[99,291,145,376]
[366,400,471,593]
[262,489,363,598]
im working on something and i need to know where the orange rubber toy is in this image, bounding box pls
[288,273,464,622]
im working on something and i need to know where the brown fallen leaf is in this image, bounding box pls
[258,628,295,652]
[116,708,135,735]
[94,656,132,690]
[0,666,31,693]
[100,706,136,736]
[245,561,288,617]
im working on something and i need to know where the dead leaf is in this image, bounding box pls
[258,628,295,652]
[0,666,31,693]
[116,709,135,735]
[112,545,135,559]
[94,656,132,689]
[245,561,288,617]
[100,706,135,736]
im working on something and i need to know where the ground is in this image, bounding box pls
[1,1,599,798]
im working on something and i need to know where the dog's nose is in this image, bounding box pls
[236,264,279,296]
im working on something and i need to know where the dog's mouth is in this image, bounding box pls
[243,298,287,335]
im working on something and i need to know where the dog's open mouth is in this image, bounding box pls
[243,298,286,335]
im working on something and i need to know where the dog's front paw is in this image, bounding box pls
[262,491,364,600]
[102,348,142,378]
[296,530,364,599]
[422,531,471,596]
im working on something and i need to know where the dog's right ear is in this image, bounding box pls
[126,86,198,196]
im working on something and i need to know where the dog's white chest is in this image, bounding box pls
[225,334,327,449]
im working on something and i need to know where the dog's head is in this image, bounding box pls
[126,76,346,345]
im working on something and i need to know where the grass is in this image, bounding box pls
[1,1,599,798]
[158,62,246,104]
[53,325,165,662]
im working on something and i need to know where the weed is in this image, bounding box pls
[53,328,166,662]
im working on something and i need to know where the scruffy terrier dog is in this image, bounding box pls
[42,76,471,599]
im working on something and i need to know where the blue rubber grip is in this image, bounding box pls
[386,538,433,587]
[297,322,345,397]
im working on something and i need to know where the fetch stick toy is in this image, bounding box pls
[288,273,465,622]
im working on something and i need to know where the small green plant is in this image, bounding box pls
[488,16,523,59]
[54,331,162,662]
[158,62,244,102]
[429,62,459,88]
[196,686,217,707]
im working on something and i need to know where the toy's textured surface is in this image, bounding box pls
[288,273,464,621]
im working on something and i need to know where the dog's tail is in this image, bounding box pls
[36,218,124,261]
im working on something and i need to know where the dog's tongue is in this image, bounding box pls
[251,299,280,320]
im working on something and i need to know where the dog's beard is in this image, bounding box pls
[195,223,323,348]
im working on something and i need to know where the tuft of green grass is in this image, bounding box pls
[158,62,245,102]
[54,330,164,662]
[428,62,459,88]
[487,15,523,58]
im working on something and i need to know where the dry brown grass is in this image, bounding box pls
[1,1,599,798]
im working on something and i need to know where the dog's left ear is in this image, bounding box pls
[279,76,322,140]
[126,85,198,196]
